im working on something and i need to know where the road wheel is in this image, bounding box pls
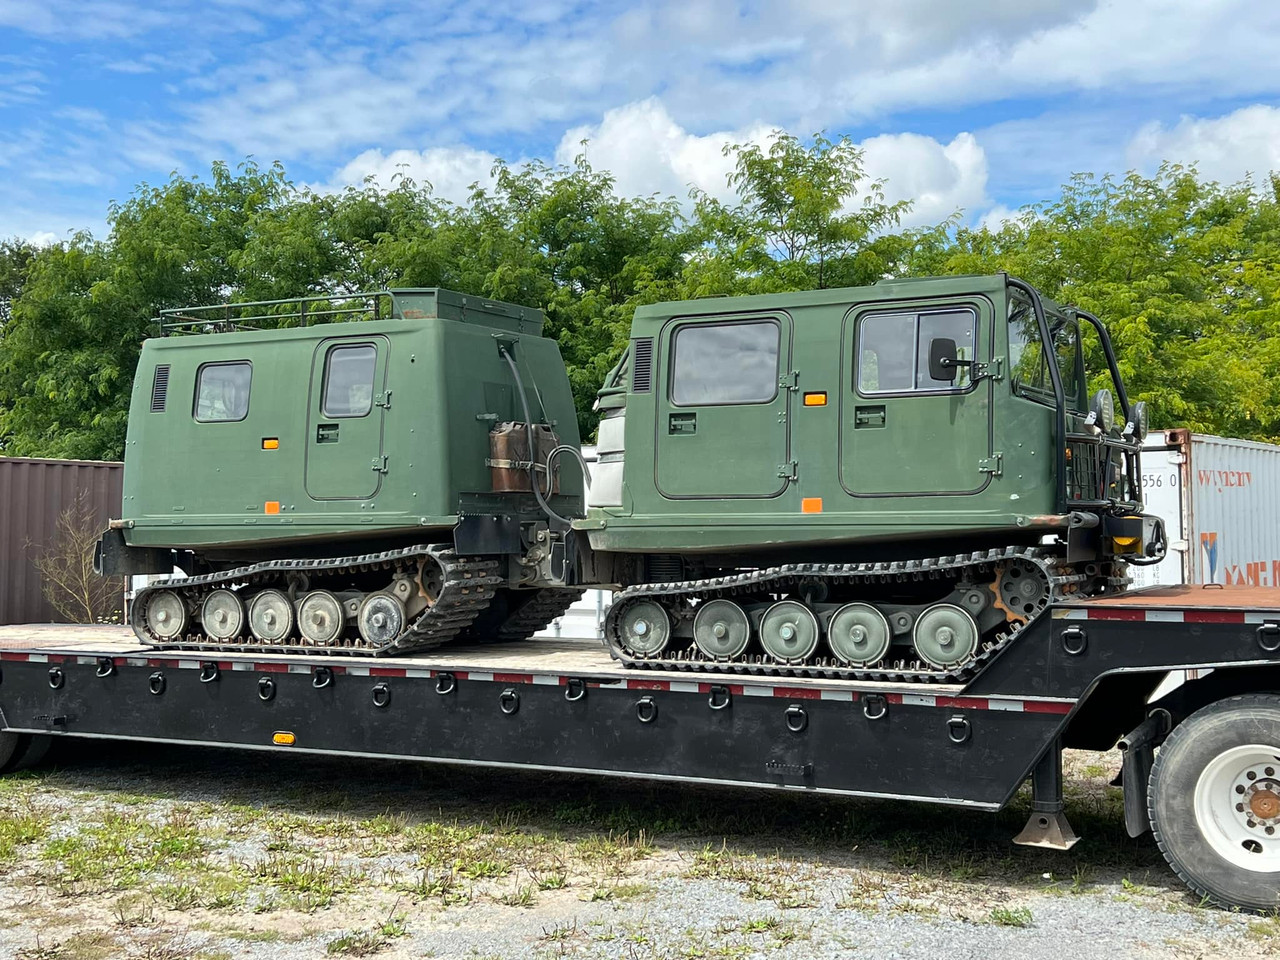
[1150,694,1280,911]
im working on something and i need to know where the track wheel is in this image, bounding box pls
[759,600,820,664]
[247,589,294,643]
[693,599,750,661]
[201,589,245,642]
[144,589,188,640]
[827,602,891,666]
[1150,695,1280,911]
[615,599,671,658]
[912,603,979,669]
[298,590,345,646]
[358,592,406,646]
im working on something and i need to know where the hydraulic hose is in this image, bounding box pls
[499,345,574,527]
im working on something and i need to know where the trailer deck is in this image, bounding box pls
[3,587,1280,821]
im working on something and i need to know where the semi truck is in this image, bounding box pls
[1,277,1279,912]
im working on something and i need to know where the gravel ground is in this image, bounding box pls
[0,742,1270,959]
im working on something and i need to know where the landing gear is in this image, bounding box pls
[1151,695,1280,911]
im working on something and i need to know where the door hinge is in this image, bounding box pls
[779,371,799,391]
[371,455,389,474]
[777,460,798,481]
[973,358,1003,382]
[979,453,1003,477]
[375,390,392,409]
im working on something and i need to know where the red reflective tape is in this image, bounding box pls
[772,686,823,700]
[453,671,469,681]
[0,652,30,662]
[148,658,180,668]
[938,696,988,710]
[1023,700,1073,715]
[370,667,407,678]
[493,672,534,684]
[217,661,235,671]
[253,662,292,674]
[1184,609,1247,624]
[1087,608,1146,621]
[46,654,69,664]
[627,679,670,691]
[884,693,904,704]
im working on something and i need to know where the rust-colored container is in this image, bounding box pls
[0,457,123,624]
[489,422,560,494]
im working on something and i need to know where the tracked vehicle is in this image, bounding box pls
[98,276,1165,682]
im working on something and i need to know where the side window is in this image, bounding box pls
[322,344,377,418]
[858,308,976,394]
[194,361,251,422]
[671,320,779,406]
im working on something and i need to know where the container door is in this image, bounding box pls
[305,337,389,500]
[841,303,992,496]
[655,315,791,499]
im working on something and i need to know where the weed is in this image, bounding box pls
[498,883,537,907]
[990,905,1034,927]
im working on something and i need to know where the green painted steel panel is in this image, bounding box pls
[305,336,389,500]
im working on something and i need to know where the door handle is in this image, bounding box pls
[316,423,339,443]
[668,412,696,435]
[854,406,886,428]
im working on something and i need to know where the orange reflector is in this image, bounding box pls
[803,392,827,406]
[264,501,281,515]
[272,731,296,746]
[801,497,823,514]
[262,438,279,450]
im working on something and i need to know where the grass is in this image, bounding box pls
[326,910,408,957]
[989,905,1034,927]
[0,798,49,862]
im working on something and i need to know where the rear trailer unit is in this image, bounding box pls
[6,585,1280,911]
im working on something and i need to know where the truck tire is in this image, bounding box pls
[0,731,22,771]
[1150,694,1280,911]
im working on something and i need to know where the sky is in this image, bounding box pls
[2,0,1280,244]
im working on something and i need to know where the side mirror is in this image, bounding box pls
[928,337,959,382]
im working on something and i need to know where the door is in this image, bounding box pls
[305,337,389,500]
[655,315,792,499]
[841,303,992,496]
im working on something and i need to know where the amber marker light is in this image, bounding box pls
[264,501,281,515]
[272,731,296,746]
[803,392,827,406]
[801,497,823,514]
[262,438,279,450]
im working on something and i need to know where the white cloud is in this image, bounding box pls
[858,132,987,226]
[26,231,58,247]
[1127,105,1280,185]
[554,99,988,225]
[328,146,501,204]
[555,99,772,203]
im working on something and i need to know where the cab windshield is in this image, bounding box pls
[1008,298,1085,411]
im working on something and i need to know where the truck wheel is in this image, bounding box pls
[1150,694,1280,911]
[0,732,23,771]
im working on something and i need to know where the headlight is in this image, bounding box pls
[1127,400,1149,442]
[1089,388,1115,433]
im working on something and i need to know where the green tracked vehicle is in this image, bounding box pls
[98,276,1165,682]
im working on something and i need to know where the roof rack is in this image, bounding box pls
[157,291,391,336]
[155,288,546,337]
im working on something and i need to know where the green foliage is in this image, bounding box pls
[1,146,1278,455]
[906,166,1280,442]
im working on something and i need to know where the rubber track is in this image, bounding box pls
[132,543,502,657]
[604,546,1118,684]
[491,588,586,642]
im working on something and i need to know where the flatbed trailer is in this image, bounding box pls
[5,584,1280,910]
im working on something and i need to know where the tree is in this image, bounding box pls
[27,493,124,623]
[0,238,36,329]
[685,132,910,294]
[905,166,1280,443]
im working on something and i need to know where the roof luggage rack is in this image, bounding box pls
[155,288,545,337]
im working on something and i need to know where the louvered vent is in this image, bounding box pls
[632,338,653,393]
[150,364,170,412]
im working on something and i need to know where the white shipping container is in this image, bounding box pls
[1131,429,1280,588]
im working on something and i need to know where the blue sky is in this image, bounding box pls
[2,0,1279,243]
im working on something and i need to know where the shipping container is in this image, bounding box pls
[1132,430,1280,588]
[0,457,124,625]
